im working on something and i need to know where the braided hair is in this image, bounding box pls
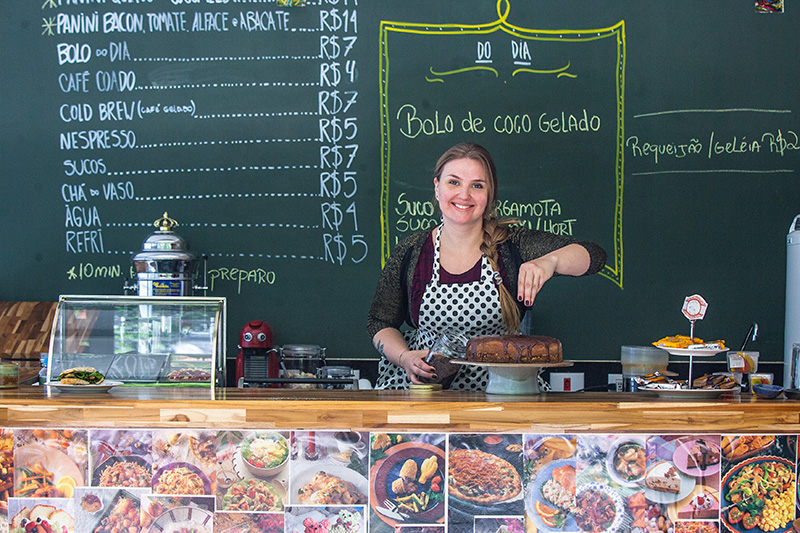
[433,143,521,333]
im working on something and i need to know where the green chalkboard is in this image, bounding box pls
[1,1,797,367]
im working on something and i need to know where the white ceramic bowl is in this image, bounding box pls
[240,433,290,478]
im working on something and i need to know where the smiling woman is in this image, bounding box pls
[367,142,607,390]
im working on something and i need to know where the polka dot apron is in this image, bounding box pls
[376,226,507,390]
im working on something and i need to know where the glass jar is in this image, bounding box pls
[423,329,469,389]
[280,344,326,389]
[0,363,19,389]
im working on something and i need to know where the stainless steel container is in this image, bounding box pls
[131,212,199,297]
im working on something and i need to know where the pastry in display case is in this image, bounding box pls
[46,295,226,388]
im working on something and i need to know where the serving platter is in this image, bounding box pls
[148,505,213,533]
[369,441,444,527]
[575,482,625,533]
[152,462,211,495]
[15,444,84,491]
[720,435,776,463]
[91,454,152,488]
[46,380,122,393]
[720,455,794,533]
[292,463,369,506]
[525,458,578,532]
[88,489,139,533]
[639,387,727,399]
[656,347,726,357]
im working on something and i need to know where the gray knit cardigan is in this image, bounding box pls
[366,226,607,340]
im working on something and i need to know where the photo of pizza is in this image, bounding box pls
[448,448,522,505]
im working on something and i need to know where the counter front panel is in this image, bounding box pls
[0,388,799,532]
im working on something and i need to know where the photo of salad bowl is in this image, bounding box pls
[239,432,290,478]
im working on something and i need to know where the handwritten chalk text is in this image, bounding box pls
[396,104,601,139]
[208,266,276,294]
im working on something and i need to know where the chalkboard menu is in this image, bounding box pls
[1,1,797,366]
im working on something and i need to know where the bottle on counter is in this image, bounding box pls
[38,353,48,385]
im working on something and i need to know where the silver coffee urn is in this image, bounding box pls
[126,212,206,297]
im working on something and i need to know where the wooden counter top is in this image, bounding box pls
[0,386,797,433]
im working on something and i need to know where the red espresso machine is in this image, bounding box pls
[235,320,278,388]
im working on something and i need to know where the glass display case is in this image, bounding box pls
[47,295,226,388]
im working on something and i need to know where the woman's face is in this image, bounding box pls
[434,157,490,230]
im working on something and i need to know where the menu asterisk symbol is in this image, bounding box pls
[42,17,56,36]
[42,0,58,8]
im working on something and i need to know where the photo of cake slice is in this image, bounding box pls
[676,489,719,519]
[687,439,720,471]
[645,462,681,494]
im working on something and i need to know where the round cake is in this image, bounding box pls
[465,335,562,363]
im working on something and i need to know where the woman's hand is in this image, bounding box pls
[373,328,437,384]
[398,350,437,384]
[517,256,557,306]
[517,244,591,306]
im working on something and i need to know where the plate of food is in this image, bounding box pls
[47,380,121,393]
[90,489,140,532]
[47,366,119,392]
[667,484,720,522]
[166,368,212,382]
[644,460,696,504]
[672,437,721,476]
[152,462,210,495]
[189,433,217,467]
[369,441,444,526]
[14,444,84,497]
[656,346,726,357]
[720,455,794,533]
[47,380,122,393]
[720,435,776,463]
[606,437,646,487]
[92,455,152,487]
[640,387,727,399]
[9,503,74,533]
[573,482,625,533]
[652,336,726,357]
[293,464,368,506]
[526,459,577,532]
[446,446,523,514]
[147,505,213,533]
[80,492,102,514]
[221,478,285,512]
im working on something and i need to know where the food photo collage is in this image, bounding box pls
[0,429,797,533]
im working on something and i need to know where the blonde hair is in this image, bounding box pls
[434,143,521,333]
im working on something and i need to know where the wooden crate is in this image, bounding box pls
[0,301,58,362]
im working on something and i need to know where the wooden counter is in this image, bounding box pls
[0,386,798,433]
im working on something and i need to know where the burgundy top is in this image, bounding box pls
[410,232,509,325]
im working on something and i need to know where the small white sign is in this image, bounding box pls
[682,294,708,320]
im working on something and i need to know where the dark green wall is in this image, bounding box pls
[1,2,797,363]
